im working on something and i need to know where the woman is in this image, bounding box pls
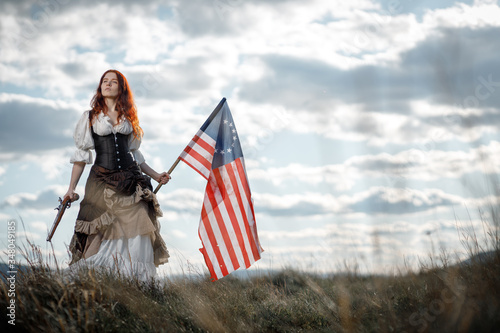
[64,69,170,280]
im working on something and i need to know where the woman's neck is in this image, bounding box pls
[104,97,117,114]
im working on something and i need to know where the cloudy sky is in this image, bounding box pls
[1,0,499,277]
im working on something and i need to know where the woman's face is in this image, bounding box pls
[101,72,119,99]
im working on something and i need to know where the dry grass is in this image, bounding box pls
[1,215,499,332]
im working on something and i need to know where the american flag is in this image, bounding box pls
[179,98,263,281]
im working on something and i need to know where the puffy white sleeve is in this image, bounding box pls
[129,134,145,165]
[70,111,94,164]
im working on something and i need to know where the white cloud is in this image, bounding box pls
[16,231,42,241]
[2,1,499,149]
[1,185,69,211]
[31,221,50,232]
[248,140,500,191]
[253,186,476,217]
[0,3,181,98]
[170,229,187,239]
[2,0,500,275]
[157,188,204,212]
[424,2,500,30]
[257,214,496,273]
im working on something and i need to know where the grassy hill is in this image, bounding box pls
[1,244,499,333]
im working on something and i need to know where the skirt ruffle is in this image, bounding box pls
[69,163,169,268]
[67,235,157,281]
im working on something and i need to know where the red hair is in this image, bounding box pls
[90,69,143,139]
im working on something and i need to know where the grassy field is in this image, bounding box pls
[1,223,499,332]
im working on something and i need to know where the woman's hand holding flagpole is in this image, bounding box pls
[154,158,181,194]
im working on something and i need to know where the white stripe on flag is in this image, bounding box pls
[179,99,263,280]
[203,193,236,273]
[235,159,263,256]
[213,190,247,270]
[224,162,256,266]
[216,164,253,267]
[179,130,216,179]
[198,220,224,279]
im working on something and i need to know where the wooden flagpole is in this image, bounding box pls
[154,158,181,194]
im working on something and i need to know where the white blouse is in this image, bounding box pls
[70,110,145,165]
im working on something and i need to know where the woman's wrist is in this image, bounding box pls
[152,172,160,182]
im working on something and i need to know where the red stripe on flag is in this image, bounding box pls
[235,158,262,255]
[192,134,214,154]
[198,239,217,281]
[200,205,228,278]
[179,157,209,180]
[214,166,251,269]
[225,161,261,264]
[235,158,252,206]
[205,172,241,272]
[183,145,212,172]
[178,99,263,280]
[180,133,216,179]
[222,164,254,266]
[235,158,256,223]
